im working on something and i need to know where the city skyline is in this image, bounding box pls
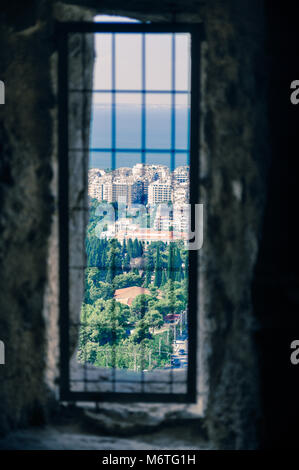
[88,162,190,246]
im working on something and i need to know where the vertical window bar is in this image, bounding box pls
[111,32,117,391]
[171,33,176,173]
[141,33,146,165]
[187,29,200,401]
[111,33,116,171]
[140,33,146,392]
[81,32,88,392]
[169,32,177,392]
[59,28,70,398]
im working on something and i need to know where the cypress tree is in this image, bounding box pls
[127,238,133,258]
[139,241,143,256]
[123,253,131,273]
[154,246,162,287]
[161,269,167,286]
[133,238,139,258]
[145,268,152,287]
[174,247,182,282]
[175,269,181,282]
[167,243,175,281]
[106,266,114,283]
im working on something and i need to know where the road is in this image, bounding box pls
[171,339,188,368]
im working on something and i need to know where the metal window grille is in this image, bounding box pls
[58,21,203,403]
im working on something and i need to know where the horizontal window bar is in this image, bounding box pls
[69,148,189,153]
[56,22,204,36]
[69,89,189,94]
[70,266,188,272]
[60,391,196,403]
[70,380,187,385]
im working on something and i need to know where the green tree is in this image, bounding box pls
[127,238,133,258]
[154,246,162,287]
[130,319,152,344]
[130,294,152,320]
[133,238,140,258]
[113,272,143,289]
[122,253,131,273]
[145,267,152,287]
[145,309,164,333]
[161,269,167,286]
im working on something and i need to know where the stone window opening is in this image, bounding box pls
[57,12,207,428]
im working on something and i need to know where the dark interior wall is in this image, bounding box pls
[252,2,299,449]
[0,0,296,449]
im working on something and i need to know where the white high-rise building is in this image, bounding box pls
[112,182,133,204]
[148,181,173,205]
[102,181,113,202]
[173,204,190,232]
[153,204,173,230]
[88,182,103,200]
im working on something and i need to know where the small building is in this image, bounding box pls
[114,286,151,306]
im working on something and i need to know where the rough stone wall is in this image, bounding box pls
[0,8,55,434]
[0,0,292,450]
[0,1,94,434]
[199,1,269,449]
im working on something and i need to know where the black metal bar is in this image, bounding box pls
[187,28,200,403]
[81,32,90,393]
[69,89,189,94]
[60,391,193,403]
[111,32,117,392]
[56,22,204,35]
[140,32,146,392]
[58,29,70,399]
[71,148,189,153]
[170,32,176,173]
[70,379,188,384]
[169,32,176,392]
[141,33,146,164]
[111,33,116,172]
[70,265,187,272]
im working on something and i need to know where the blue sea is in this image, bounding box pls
[90,105,190,169]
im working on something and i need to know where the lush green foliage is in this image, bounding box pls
[78,200,188,370]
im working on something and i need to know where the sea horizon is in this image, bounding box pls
[90,104,190,169]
